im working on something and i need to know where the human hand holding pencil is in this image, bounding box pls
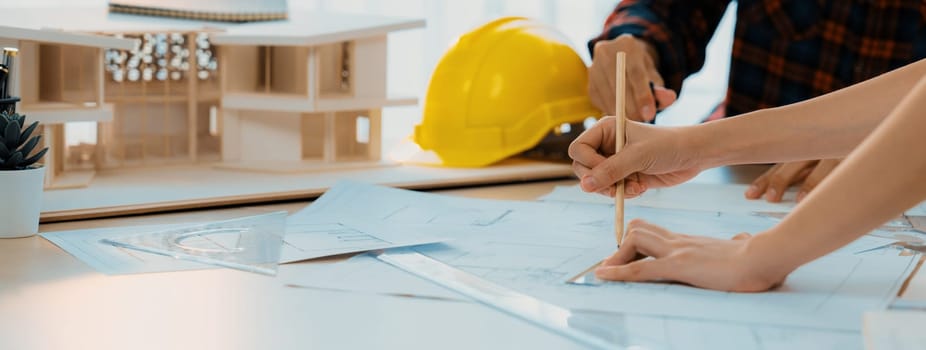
[570,58,926,292]
[568,118,703,200]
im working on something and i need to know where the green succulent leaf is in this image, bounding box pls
[4,120,21,150]
[19,121,38,146]
[0,113,46,169]
[20,147,47,168]
[4,151,23,168]
[19,135,40,157]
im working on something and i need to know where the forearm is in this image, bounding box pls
[692,59,926,168]
[752,74,926,276]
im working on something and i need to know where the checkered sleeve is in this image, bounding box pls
[589,0,731,91]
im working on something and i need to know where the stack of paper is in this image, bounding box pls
[42,205,448,275]
[283,182,915,333]
[42,180,921,348]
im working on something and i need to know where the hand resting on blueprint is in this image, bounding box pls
[595,219,781,292]
[570,59,926,291]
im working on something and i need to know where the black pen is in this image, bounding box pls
[0,48,18,99]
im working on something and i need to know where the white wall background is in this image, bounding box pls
[1,0,736,158]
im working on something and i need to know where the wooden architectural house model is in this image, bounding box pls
[0,9,423,189]
[213,18,417,172]
[0,25,134,189]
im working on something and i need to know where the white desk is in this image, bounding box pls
[2,166,924,349]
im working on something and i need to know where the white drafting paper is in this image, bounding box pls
[906,200,926,216]
[42,224,210,275]
[284,232,894,302]
[543,247,915,332]
[285,253,870,349]
[541,183,924,245]
[282,252,462,300]
[540,182,797,213]
[283,181,915,331]
[282,255,863,349]
[541,183,926,218]
[863,311,926,350]
[615,313,862,350]
[277,221,448,263]
[839,235,900,255]
[42,216,448,275]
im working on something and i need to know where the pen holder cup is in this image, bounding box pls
[0,96,19,115]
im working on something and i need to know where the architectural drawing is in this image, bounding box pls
[285,253,863,350]
[283,181,918,332]
[41,213,447,275]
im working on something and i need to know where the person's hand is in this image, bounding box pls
[589,34,677,122]
[745,159,842,203]
[594,219,786,292]
[568,117,702,198]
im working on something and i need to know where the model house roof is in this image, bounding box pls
[0,7,424,47]
[0,25,133,49]
[211,12,425,46]
[0,8,209,34]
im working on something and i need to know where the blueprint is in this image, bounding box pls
[535,247,914,331]
[541,183,926,242]
[586,312,862,350]
[42,214,448,275]
[282,181,915,332]
[43,223,213,275]
[863,311,926,350]
[904,201,926,216]
[540,182,797,213]
[541,182,926,219]
[283,253,863,350]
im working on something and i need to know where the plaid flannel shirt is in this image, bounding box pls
[590,0,926,118]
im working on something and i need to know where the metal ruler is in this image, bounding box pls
[373,248,637,350]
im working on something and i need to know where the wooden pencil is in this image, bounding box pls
[614,52,626,246]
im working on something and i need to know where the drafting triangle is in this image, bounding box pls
[101,211,286,275]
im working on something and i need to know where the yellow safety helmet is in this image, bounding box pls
[414,17,601,167]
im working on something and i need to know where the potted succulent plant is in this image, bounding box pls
[0,111,48,238]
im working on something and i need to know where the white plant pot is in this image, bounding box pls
[0,166,45,238]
